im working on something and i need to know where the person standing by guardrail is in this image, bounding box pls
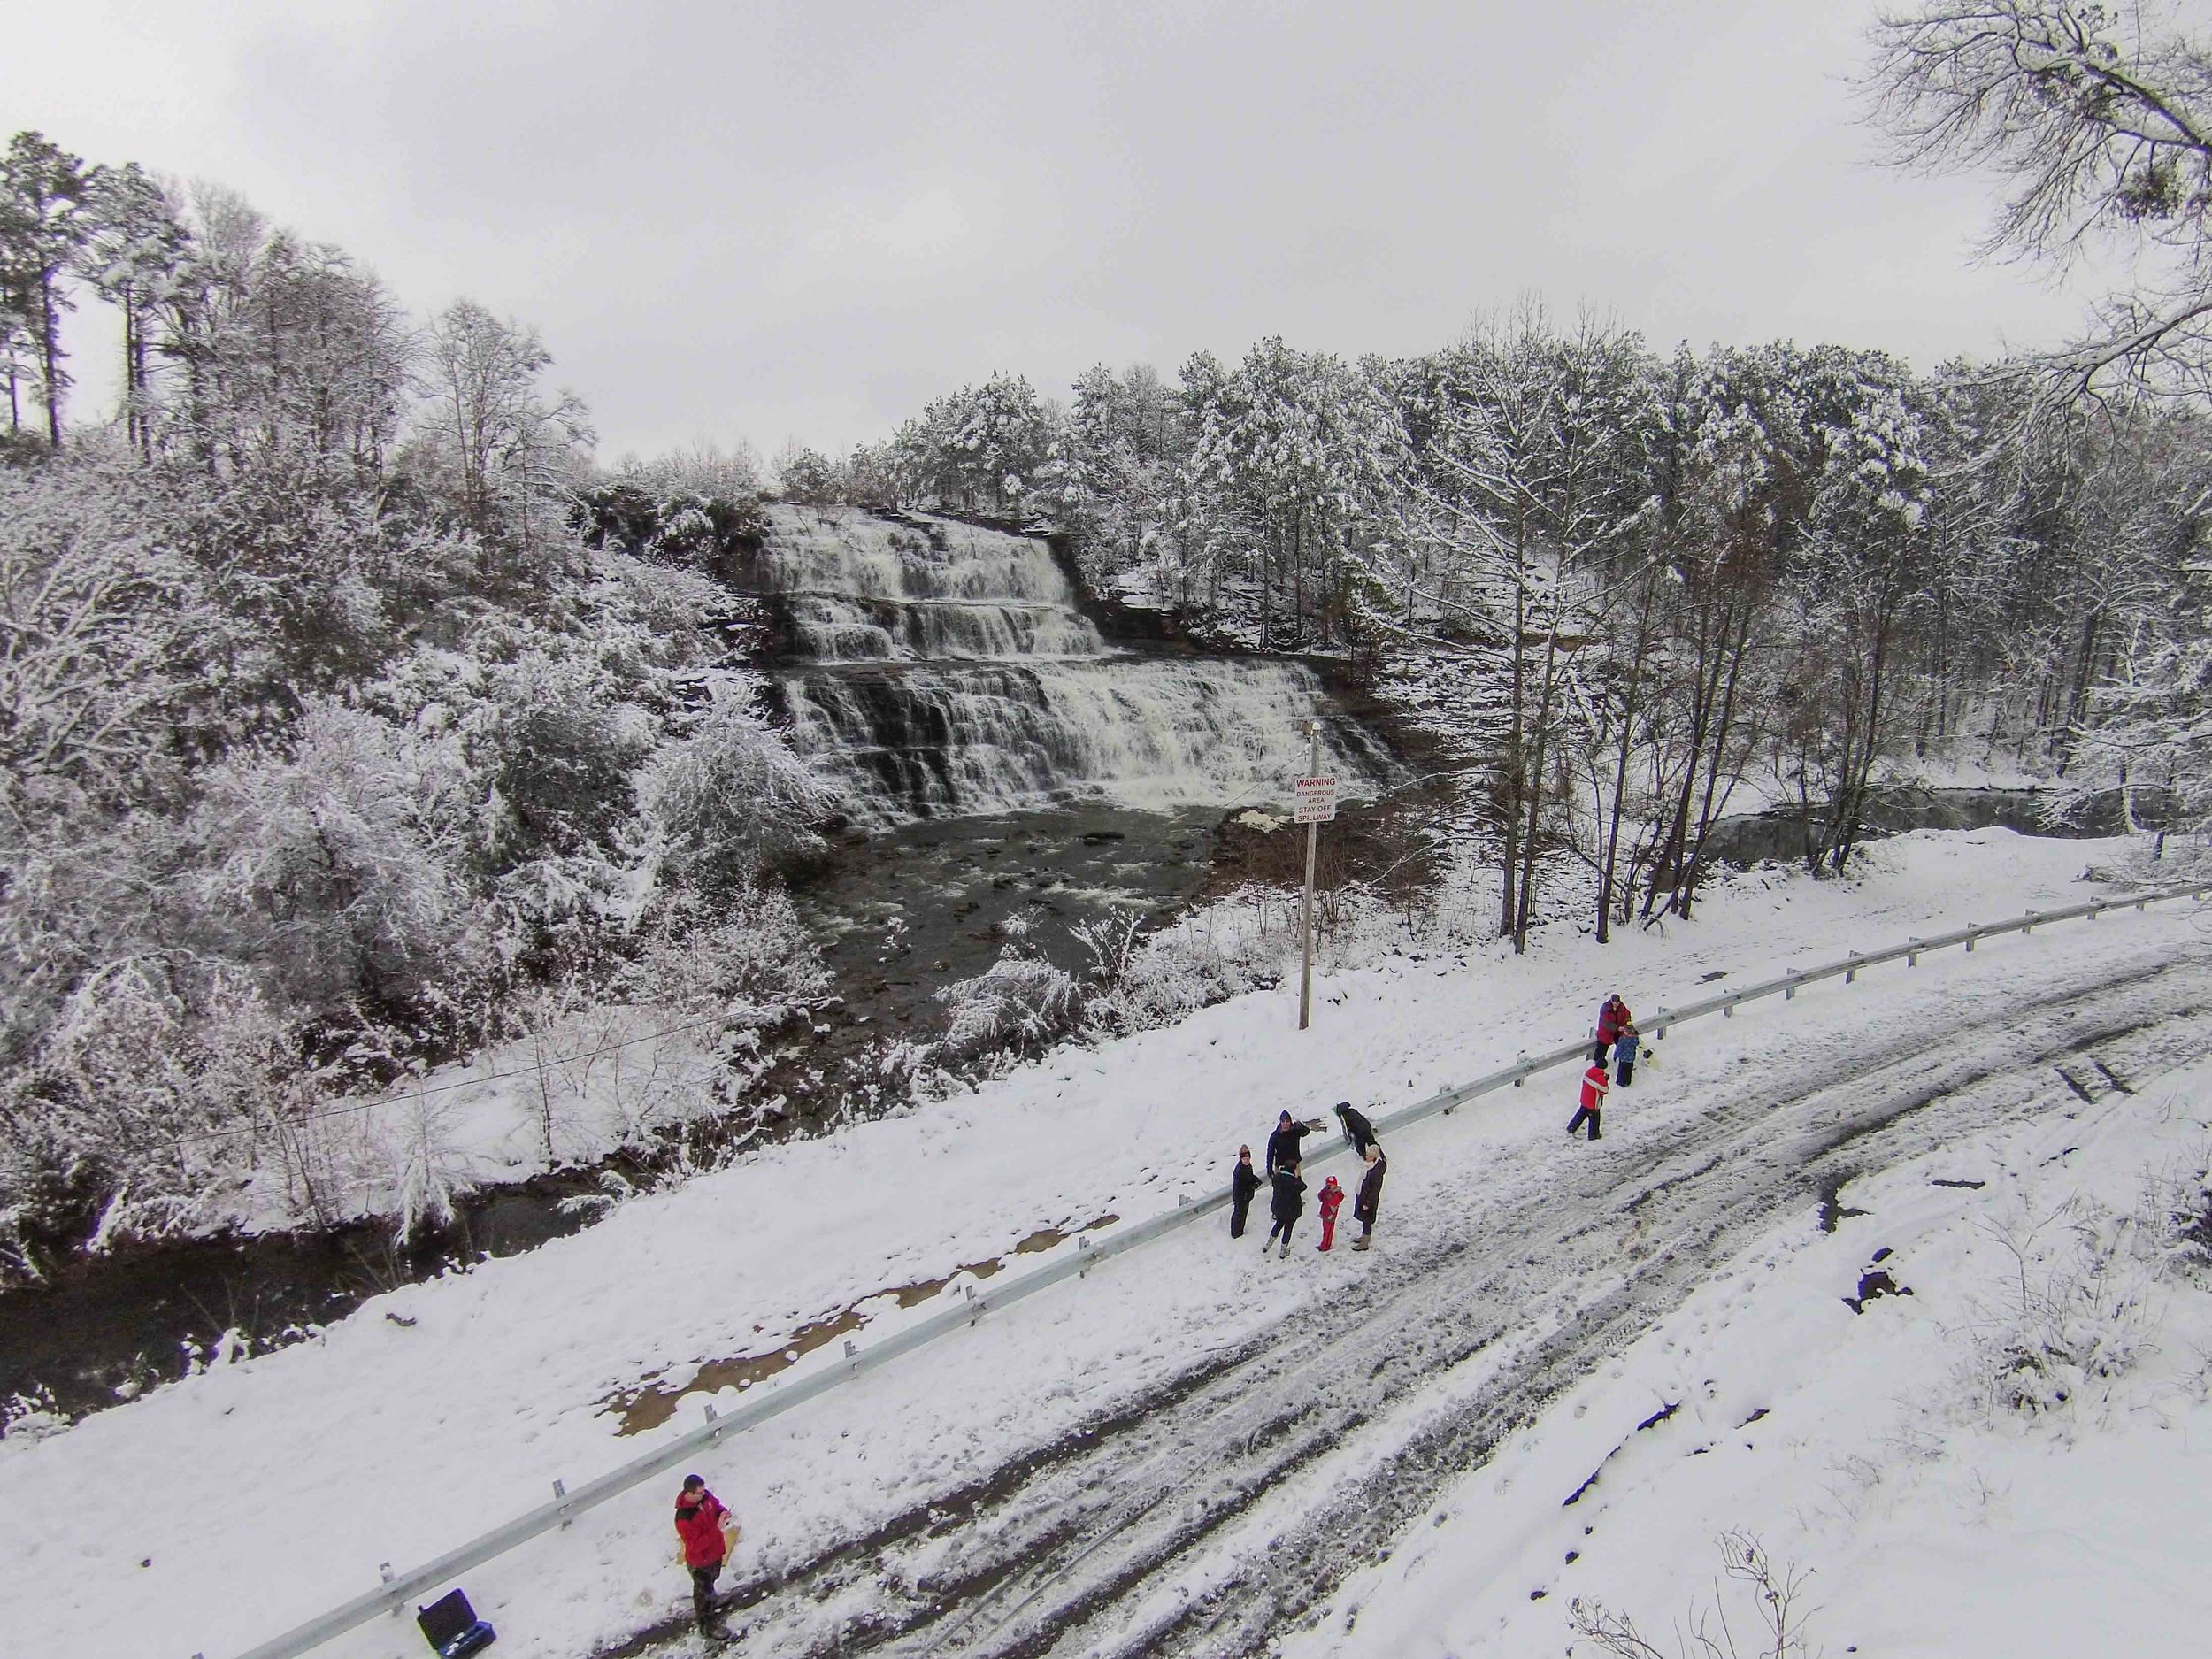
[1265,1158,1307,1258]
[1334,1101,1379,1157]
[1230,1146,1260,1238]
[1351,1146,1386,1250]
[1568,1057,1609,1141]
[673,1475,739,1643]
[1594,993,1632,1064]
[1267,1109,1325,1175]
[1613,1023,1641,1088]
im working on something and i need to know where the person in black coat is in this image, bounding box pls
[1334,1102,1379,1157]
[1265,1110,1313,1176]
[1351,1146,1386,1250]
[1229,1145,1260,1238]
[1264,1160,1306,1258]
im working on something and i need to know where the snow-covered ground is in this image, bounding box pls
[1296,1045,2212,1659]
[3,828,2205,1659]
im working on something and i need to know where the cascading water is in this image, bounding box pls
[761,505,1390,819]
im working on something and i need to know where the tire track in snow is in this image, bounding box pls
[597,951,2207,1659]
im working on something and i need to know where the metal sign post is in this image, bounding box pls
[1293,719,1338,1031]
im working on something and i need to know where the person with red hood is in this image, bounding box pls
[1316,1175,1345,1250]
[673,1474,737,1641]
[1594,993,1632,1064]
[1568,1056,1609,1141]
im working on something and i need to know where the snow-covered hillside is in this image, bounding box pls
[3,830,2205,1659]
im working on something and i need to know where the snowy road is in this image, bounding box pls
[598,947,2208,1659]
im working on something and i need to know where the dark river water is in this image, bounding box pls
[796,803,1224,1025]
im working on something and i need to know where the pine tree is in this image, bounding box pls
[0,132,94,446]
[81,162,188,455]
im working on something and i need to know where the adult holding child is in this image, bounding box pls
[1594,992,1632,1064]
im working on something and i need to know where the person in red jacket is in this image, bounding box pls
[1568,1058,1608,1141]
[1594,993,1632,1064]
[673,1474,737,1641]
[1316,1175,1344,1250]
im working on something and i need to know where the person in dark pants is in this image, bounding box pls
[673,1474,736,1641]
[1265,1110,1314,1176]
[1614,1023,1640,1087]
[1334,1102,1379,1157]
[1265,1159,1307,1258]
[1351,1146,1386,1250]
[1594,993,1632,1064]
[1230,1145,1260,1237]
[1568,1057,1609,1141]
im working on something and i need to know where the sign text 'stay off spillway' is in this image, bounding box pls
[1294,774,1339,824]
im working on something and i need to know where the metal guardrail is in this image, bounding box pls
[216,879,2209,1659]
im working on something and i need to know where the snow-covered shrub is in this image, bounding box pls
[644,690,845,885]
[1961,1198,2168,1418]
[380,1089,466,1243]
[1569,1532,1819,1658]
[0,1387,67,1443]
[183,699,480,1010]
[490,696,653,861]
[0,958,313,1241]
[2150,1146,2212,1281]
[1077,912,1248,1033]
[624,886,832,1022]
[936,956,1081,1063]
[0,446,218,818]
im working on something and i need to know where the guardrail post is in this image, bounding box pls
[1655,1014,1667,1040]
[2087,902,2101,920]
[1078,1235,1091,1278]
[554,1478,572,1527]
[2023,910,2035,934]
[1965,927,1976,953]
[704,1402,722,1441]
[380,1562,397,1616]
[1723,1002,1733,1018]
[1844,955,1857,984]
[1512,1053,1529,1087]
[1907,940,1919,966]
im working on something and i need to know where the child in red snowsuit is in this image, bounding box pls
[1317,1175,1345,1250]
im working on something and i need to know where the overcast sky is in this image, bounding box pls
[24,0,2099,462]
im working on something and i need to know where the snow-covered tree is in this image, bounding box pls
[79,162,188,455]
[0,132,94,445]
[414,298,593,565]
[645,688,844,887]
[1863,0,2212,403]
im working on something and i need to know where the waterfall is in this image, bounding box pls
[762,505,1388,820]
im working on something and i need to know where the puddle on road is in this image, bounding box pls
[603,1213,1119,1434]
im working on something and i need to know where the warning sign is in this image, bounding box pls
[1293,775,1339,824]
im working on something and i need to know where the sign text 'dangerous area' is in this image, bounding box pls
[1294,775,1338,824]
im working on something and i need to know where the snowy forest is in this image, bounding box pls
[4,0,2210,1264]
